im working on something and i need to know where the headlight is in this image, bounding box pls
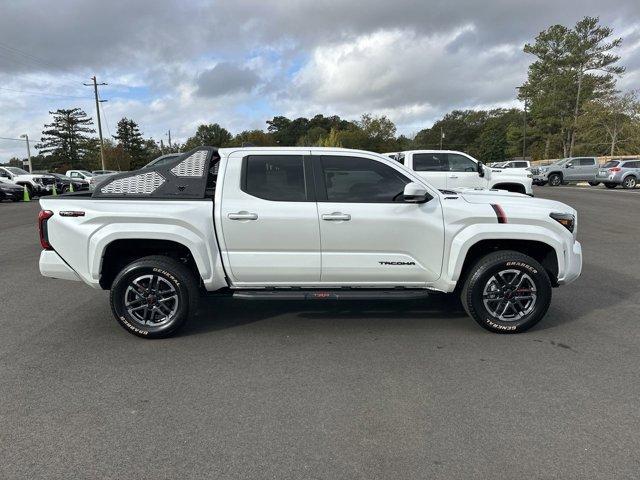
[550,212,575,233]
[527,174,533,178]
[539,167,548,172]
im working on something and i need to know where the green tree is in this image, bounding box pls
[36,108,96,168]
[113,118,145,168]
[229,130,276,146]
[183,123,233,150]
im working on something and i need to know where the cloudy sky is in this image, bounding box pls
[1,0,639,160]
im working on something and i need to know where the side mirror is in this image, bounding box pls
[403,182,430,203]
[477,161,485,178]
[566,163,573,168]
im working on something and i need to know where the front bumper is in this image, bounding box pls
[558,240,582,285]
[0,188,24,200]
[39,250,81,281]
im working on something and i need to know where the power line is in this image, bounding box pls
[0,136,28,142]
[0,86,93,100]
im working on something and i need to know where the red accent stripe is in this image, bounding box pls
[491,204,507,224]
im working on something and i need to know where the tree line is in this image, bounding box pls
[4,16,638,173]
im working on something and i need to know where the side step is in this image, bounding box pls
[231,288,430,301]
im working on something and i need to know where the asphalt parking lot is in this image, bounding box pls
[1,186,639,479]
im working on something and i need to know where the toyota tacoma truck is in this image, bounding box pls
[393,150,533,195]
[38,147,582,338]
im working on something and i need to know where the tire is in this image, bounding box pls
[461,251,552,334]
[110,255,199,338]
[588,181,600,186]
[61,185,70,194]
[604,183,617,189]
[548,173,562,187]
[622,176,637,189]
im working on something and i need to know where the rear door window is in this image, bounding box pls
[578,158,596,166]
[413,153,447,171]
[242,155,307,201]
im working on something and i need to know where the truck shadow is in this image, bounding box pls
[182,293,470,336]
[181,262,634,336]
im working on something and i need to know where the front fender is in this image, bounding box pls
[446,224,566,284]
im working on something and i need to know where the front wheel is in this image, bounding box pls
[548,173,562,187]
[461,251,552,334]
[110,255,199,338]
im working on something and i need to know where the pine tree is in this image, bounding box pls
[36,108,96,166]
[113,118,145,168]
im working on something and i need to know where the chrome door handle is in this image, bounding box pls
[449,175,459,178]
[322,212,351,221]
[228,212,258,220]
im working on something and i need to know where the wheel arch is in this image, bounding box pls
[99,239,202,290]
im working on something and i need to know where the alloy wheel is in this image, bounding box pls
[124,274,179,327]
[482,269,537,321]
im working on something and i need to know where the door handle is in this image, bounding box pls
[449,175,459,178]
[228,211,258,220]
[322,212,351,221]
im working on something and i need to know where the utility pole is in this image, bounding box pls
[160,139,165,155]
[522,98,528,159]
[20,134,32,173]
[167,130,172,150]
[440,127,444,150]
[84,76,108,171]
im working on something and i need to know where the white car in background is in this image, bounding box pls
[395,150,533,195]
[0,166,54,197]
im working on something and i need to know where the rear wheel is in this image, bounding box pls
[461,251,552,334]
[622,176,637,189]
[588,181,600,186]
[604,182,617,189]
[548,173,562,187]
[110,255,199,338]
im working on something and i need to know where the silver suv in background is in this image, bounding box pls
[596,159,640,189]
[532,157,599,186]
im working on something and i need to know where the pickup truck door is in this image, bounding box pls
[444,153,482,189]
[218,151,321,285]
[408,152,449,190]
[576,158,597,180]
[312,152,444,285]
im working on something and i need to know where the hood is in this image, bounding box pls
[488,167,530,178]
[13,173,46,181]
[456,187,575,214]
[0,179,24,190]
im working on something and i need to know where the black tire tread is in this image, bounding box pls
[109,255,199,338]
[461,250,551,334]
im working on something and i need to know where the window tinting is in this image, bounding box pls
[578,158,595,166]
[602,160,619,168]
[622,161,639,169]
[243,155,306,201]
[413,153,446,171]
[514,161,528,168]
[320,156,411,203]
[447,154,477,172]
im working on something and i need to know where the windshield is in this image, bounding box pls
[78,170,94,177]
[492,162,506,167]
[602,161,620,168]
[5,167,29,175]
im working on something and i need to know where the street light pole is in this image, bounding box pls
[523,99,527,159]
[20,134,32,173]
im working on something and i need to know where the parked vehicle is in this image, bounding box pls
[38,147,581,338]
[141,154,181,169]
[45,173,89,193]
[596,158,640,189]
[531,157,599,186]
[0,178,25,201]
[92,170,118,175]
[0,166,54,197]
[395,150,533,195]
[64,170,94,183]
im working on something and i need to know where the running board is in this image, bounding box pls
[231,289,430,301]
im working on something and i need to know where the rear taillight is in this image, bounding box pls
[609,167,621,172]
[38,210,54,250]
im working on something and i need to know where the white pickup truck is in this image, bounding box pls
[38,147,581,338]
[395,150,533,195]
